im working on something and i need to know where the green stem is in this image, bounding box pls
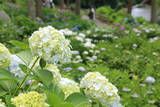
[13,56,40,95]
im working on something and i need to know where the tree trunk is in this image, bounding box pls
[35,0,43,18]
[128,0,132,14]
[75,0,80,16]
[66,0,70,7]
[59,0,65,9]
[27,0,36,20]
[151,0,157,23]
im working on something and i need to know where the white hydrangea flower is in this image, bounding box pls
[76,36,84,42]
[80,72,122,107]
[0,43,11,69]
[9,55,25,78]
[63,67,72,72]
[77,66,86,72]
[145,76,156,84]
[59,28,74,36]
[58,78,80,98]
[45,64,61,82]
[71,50,80,55]
[83,51,89,55]
[84,42,95,48]
[11,91,49,107]
[0,99,6,107]
[78,33,86,38]
[29,26,71,63]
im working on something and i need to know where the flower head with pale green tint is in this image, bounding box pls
[58,78,80,98]
[0,99,6,107]
[0,43,11,69]
[45,64,62,82]
[11,91,49,107]
[29,26,71,63]
[80,72,122,107]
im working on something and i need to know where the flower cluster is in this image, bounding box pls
[9,55,25,78]
[29,26,71,63]
[0,99,6,107]
[58,78,80,98]
[59,28,74,36]
[45,64,62,82]
[11,91,49,107]
[80,72,122,107]
[0,43,11,69]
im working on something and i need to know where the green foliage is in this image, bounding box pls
[43,8,95,31]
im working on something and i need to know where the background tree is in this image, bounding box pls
[128,0,132,14]
[151,0,157,23]
[75,0,80,15]
[59,0,65,9]
[35,0,43,18]
[27,0,36,20]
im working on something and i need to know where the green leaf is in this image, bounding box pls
[45,90,73,107]
[39,58,46,69]
[0,69,18,93]
[9,40,29,50]
[45,91,62,107]
[49,83,65,101]
[16,50,32,65]
[19,64,28,73]
[59,102,74,107]
[34,69,53,86]
[5,95,14,107]
[0,89,7,96]
[65,93,90,106]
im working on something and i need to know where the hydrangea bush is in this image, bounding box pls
[0,26,122,107]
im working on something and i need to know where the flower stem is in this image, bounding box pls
[13,57,40,95]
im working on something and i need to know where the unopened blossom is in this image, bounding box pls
[80,72,122,107]
[0,43,11,69]
[29,26,71,63]
[11,91,49,107]
[58,78,80,98]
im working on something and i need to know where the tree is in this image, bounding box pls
[128,0,132,14]
[75,0,80,16]
[35,0,43,18]
[66,0,70,7]
[59,0,65,9]
[151,0,157,23]
[27,0,36,20]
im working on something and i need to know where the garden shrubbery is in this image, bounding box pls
[0,1,160,107]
